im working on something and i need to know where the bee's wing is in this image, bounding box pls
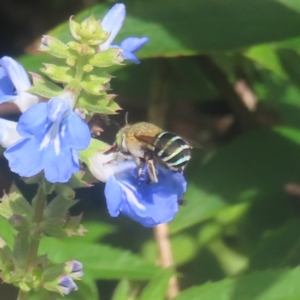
[134,134,157,147]
[181,137,203,149]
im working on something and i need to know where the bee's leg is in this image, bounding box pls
[135,157,146,182]
[146,159,158,183]
[178,199,187,206]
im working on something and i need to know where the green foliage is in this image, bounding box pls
[174,268,300,300]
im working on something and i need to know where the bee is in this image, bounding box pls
[114,122,193,183]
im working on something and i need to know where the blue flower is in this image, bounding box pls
[4,94,90,183]
[0,56,39,112]
[57,276,78,295]
[100,3,149,64]
[69,260,84,279]
[93,153,186,227]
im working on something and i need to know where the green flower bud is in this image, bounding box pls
[83,63,93,72]
[39,35,75,59]
[69,16,82,42]
[69,15,109,46]
[66,57,76,67]
[80,74,110,95]
[8,214,29,230]
[67,41,95,56]
[40,64,75,83]
[89,48,124,68]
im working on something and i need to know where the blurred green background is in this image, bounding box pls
[3,0,300,299]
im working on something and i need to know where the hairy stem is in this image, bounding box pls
[154,224,180,298]
[17,185,47,300]
[17,289,29,300]
[149,59,180,299]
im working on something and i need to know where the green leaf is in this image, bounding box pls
[170,125,300,253]
[51,0,300,57]
[249,220,300,271]
[28,73,63,98]
[44,194,77,220]
[139,269,173,300]
[174,268,300,300]
[0,192,33,221]
[40,239,160,280]
[244,45,288,79]
[170,185,226,233]
[112,280,131,300]
[274,126,300,146]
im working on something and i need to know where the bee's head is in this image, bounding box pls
[115,124,130,151]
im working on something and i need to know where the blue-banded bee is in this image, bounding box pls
[114,122,192,183]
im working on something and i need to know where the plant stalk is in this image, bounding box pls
[17,185,47,300]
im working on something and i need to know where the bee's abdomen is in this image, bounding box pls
[154,132,191,171]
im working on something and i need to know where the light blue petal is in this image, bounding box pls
[17,103,48,139]
[0,67,14,97]
[100,3,126,50]
[42,140,79,183]
[47,97,70,123]
[105,165,186,227]
[119,37,149,53]
[121,50,140,64]
[64,112,90,150]
[4,138,43,177]
[105,175,123,217]
[0,56,31,93]
[0,94,17,104]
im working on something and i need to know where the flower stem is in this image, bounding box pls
[17,289,29,300]
[17,185,47,300]
[74,57,85,81]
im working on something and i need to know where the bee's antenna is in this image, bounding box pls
[125,112,129,125]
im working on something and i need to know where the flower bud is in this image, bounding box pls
[41,64,75,84]
[67,41,95,56]
[8,214,28,230]
[89,48,124,68]
[39,36,74,59]
[65,260,83,279]
[69,15,109,46]
[58,275,78,295]
[80,76,110,95]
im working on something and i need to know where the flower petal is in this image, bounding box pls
[100,3,126,51]
[64,112,90,150]
[119,37,149,63]
[47,97,70,123]
[4,138,43,178]
[105,164,186,227]
[58,276,78,295]
[13,92,39,113]
[42,139,79,183]
[120,37,149,53]
[0,118,22,148]
[17,102,48,138]
[0,67,14,97]
[90,152,136,182]
[121,51,140,64]
[0,56,31,92]
[105,175,123,217]
[0,94,17,104]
